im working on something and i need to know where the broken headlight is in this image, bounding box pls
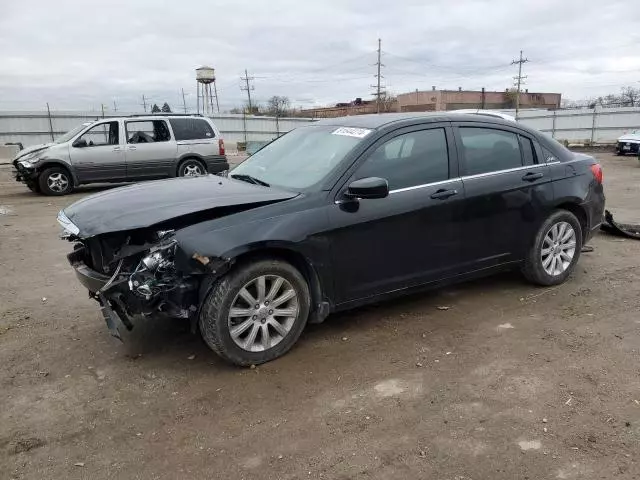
[128,242,177,300]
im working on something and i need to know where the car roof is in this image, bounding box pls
[313,111,517,129]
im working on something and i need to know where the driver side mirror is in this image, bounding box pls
[73,138,87,148]
[346,177,389,200]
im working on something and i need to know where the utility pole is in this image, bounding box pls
[240,69,255,114]
[511,50,529,119]
[46,102,54,141]
[370,38,385,113]
[101,103,105,119]
[141,94,148,113]
[181,88,188,113]
[113,100,118,113]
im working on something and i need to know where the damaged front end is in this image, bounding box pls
[62,219,213,340]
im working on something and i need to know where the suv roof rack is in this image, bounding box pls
[126,113,204,118]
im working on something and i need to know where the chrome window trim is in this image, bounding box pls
[335,161,558,202]
[389,178,457,194]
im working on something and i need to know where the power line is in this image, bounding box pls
[511,50,529,118]
[240,69,255,112]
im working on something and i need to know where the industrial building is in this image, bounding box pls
[300,88,562,118]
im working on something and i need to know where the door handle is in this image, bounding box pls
[113,146,121,152]
[430,188,458,200]
[127,146,137,151]
[522,171,544,182]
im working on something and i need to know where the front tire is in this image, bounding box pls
[199,259,311,366]
[178,158,207,177]
[38,166,73,196]
[522,210,582,286]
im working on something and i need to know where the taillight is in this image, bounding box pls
[218,138,225,156]
[590,163,603,184]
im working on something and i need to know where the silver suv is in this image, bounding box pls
[12,114,228,195]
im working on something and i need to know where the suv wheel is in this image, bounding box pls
[522,210,582,286]
[38,166,73,196]
[178,159,207,177]
[199,259,310,366]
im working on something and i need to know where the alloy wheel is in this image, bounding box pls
[47,172,69,193]
[227,275,299,352]
[541,221,576,276]
[183,164,204,176]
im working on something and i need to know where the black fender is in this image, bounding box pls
[172,198,335,314]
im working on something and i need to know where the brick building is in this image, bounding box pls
[397,88,561,112]
[299,88,561,118]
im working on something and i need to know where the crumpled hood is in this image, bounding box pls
[62,175,298,237]
[14,143,54,161]
[617,133,640,143]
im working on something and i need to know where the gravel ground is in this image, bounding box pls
[1,152,639,479]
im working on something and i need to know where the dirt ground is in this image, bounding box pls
[1,152,639,480]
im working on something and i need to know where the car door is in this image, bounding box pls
[328,124,466,305]
[454,123,553,269]
[124,119,177,180]
[68,121,126,183]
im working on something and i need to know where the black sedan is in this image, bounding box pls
[58,112,605,366]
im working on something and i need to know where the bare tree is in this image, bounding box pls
[266,96,291,117]
[620,86,640,107]
[378,92,398,113]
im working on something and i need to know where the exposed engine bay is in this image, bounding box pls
[65,228,213,339]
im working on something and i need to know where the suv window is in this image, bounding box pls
[459,127,523,175]
[76,122,119,147]
[125,120,171,143]
[169,118,215,141]
[356,128,449,191]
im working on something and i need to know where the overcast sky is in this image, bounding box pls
[1,0,639,113]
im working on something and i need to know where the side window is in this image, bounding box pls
[459,127,522,175]
[125,120,171,144]
[541,146,558,163]
[169,118,215,140]
[356,128,449,191]
[75,122,119,147]
[519,135,537,166]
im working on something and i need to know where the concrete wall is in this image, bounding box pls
[0,111,315,150]
[488,106,640,144]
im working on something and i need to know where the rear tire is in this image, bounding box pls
[178,158,207,177]
[199,258,310,366]
[522,210,582,286]
[38,166,73,196]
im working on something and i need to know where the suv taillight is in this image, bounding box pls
[218,139,225,156]
[590,163,603,184]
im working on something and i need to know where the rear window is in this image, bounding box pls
[169,118,215,140]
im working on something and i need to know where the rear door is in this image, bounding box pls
[328,124,466,304]
[124,119,177,179]
[69,121,126,182]
[454,123,553,269]
[170,118,225,171]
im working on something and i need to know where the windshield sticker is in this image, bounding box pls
[332,127,372,138]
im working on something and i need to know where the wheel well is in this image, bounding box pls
[556,202,588,236]
[37,162,75,186]
[230,248,324,313]
[177,156,207,175]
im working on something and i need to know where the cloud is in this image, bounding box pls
[1,0,639,112]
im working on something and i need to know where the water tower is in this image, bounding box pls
[196,66,220,115]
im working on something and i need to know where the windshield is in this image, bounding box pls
[231,125,370,190]
[55,123,92,144]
